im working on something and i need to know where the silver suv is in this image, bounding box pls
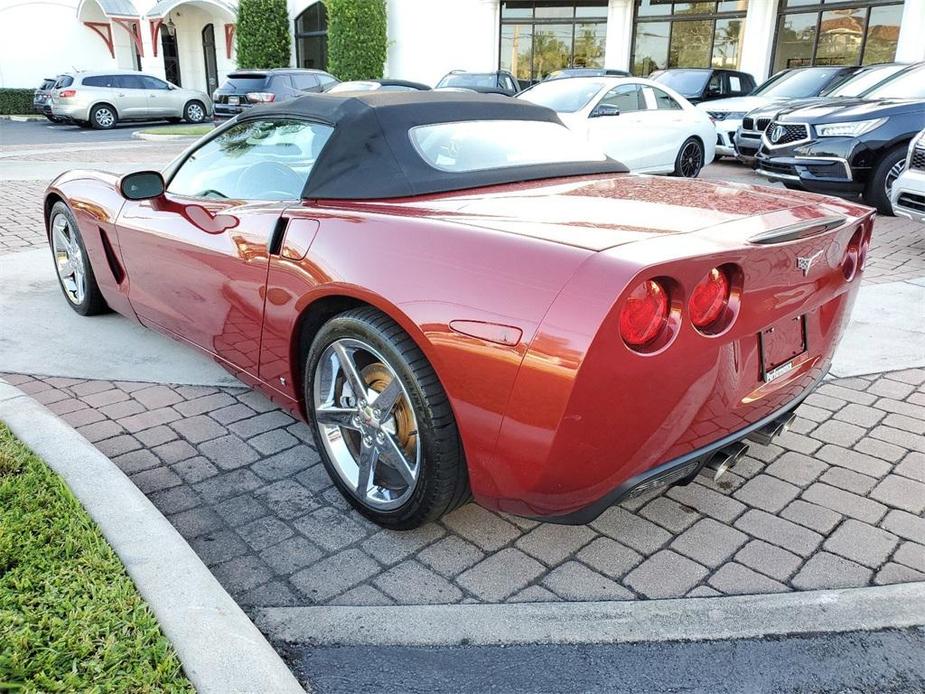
[50,70,212,129]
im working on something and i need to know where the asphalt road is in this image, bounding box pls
[285,628,925,694]
[0,118,211,146]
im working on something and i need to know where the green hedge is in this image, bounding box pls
[236,0,292,69]
[0,89,34,115]
[325,0,387,81]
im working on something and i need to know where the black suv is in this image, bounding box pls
[755,64,925,214]
[735,63,913,165]
[435,70,520,96]
[213,69,339,118]
[649,68,756,104]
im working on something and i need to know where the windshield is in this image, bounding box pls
[220,75,267,92]
[518,79,606,112]
[754,68,843,98]
[437,74,498,89]
[825,65,906,97]
[866,67,925,99]
[410,120,607,172]
[651,70,710,97]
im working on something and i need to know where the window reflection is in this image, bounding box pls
[631,0,748,75]
[499,1,608,83]
[772,1,904,72]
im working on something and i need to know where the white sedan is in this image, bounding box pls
[518,77,715,177]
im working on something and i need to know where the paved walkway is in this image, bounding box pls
[2,369,923,608]
[1,143,923,626]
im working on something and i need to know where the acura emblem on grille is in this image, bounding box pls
[797,249,824,276]
[770,125,785,144]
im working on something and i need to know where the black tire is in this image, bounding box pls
[47,201,109,316]
[864,145,907,215]
[673,137,705,178]
[89,104,117,129]
[305,307,469,529]
[184,100,207,123]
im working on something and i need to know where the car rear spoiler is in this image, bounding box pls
[748,215,846,244]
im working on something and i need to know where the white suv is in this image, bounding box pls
[50,70,212,129]
[891,130,925,224]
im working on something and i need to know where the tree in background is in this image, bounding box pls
[325,0,387,80]
[236,0,291,69]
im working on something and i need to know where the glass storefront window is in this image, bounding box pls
[499,1,608,83]
[863,4,903,64]
[631,0,748,75]
[772,1,905,73]
[633,21,670,74]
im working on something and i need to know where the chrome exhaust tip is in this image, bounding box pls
[748,412,797,446]
[704,441,749,482]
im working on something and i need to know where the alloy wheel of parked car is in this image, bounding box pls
[90,104,116,129]
[306,308,468,529]
[184,101,206,123]
[48,202,108,316]
[865,145,907,216]
[674,137,704,178]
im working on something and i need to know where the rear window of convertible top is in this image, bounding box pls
[409,119,607,173]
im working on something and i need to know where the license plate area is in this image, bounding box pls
[759,315,807,383]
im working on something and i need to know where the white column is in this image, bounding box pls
[604,0,634,71]
[738,0,779,83]
[895,0,925,63]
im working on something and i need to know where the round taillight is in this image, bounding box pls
[689,267,730,329]
[843,228,862,281]
[620,279,669,347]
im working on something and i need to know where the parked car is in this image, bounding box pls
[33,76,64,122]
[49,71,212,129]
[650,68,755,105]
[519,76,715,176]
[755,64,925,214]
[735,63,914,165]
[697,66,861,158]
[43,91,869,527]
[891,130,925,223]
[545,68,630,80]
[213,69,338,117]
[326,79,430,93]
[435,70,520,96]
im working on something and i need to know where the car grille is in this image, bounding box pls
[766,122,809,146]
[742,117,771,133]
[898,192,925,213]
[911,144,925,172]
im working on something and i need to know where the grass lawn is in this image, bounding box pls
[139,124,214,137]
[0,424,193,692]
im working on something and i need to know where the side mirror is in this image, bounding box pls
[591,104,621,118]
[120,171,165,200]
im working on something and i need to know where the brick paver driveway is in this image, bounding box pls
[2,143,923,609]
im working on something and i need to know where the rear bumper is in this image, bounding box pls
[51,102,89,121]
[213,102,253,118]
[532,374,824,524]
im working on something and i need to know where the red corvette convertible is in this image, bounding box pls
[44,92,872,529]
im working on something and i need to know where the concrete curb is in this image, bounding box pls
[0,381,306,694]
[256,581,925,648]
[132,131,207,141]
[0,114,45,121]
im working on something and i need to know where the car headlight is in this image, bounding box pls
[815,118,886,138]
[708,111,747,121]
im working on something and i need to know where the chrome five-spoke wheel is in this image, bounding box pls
[313,337,421,510]
[306,308,468,528]
[51,212,86,305]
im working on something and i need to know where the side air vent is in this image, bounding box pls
[748,216,845,245]
[99,227,125,283]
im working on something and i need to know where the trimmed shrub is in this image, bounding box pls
[325,0,387,81]
[236,0,292,69]
[0,89,35,115]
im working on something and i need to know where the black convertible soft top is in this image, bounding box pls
[237,91,628,200]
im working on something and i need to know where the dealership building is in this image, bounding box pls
[0,0,923,92]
